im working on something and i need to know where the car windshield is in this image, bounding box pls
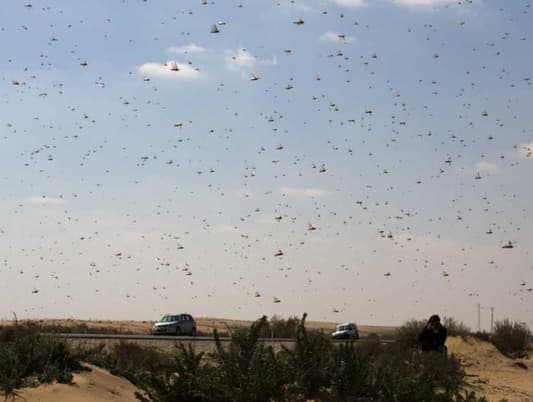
[160,315,178,322]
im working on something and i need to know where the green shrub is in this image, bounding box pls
[209,316,284,402]
[395,319,426,348]
[80,315,490,402]
[0,324,82,400]
[278,313,333,399]
[491,319,531,358]
[135,344,212,402]
[0,347,24,399]
[356,336,386,361]
[371,344,465,402]
[329,341,371,401]
[82,341,174,385]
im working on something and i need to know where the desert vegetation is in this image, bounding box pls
[2,315,531,401]
[82,314,489,402]
[491,319,532,358]
[394,316,532,360]
[0,322,83,400]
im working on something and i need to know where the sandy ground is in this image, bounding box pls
[447,337,533,402]
[14,364,141,402]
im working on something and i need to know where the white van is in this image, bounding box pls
[331,322,359,340]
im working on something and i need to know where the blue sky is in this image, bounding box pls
[1,0,532,329]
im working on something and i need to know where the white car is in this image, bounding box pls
[151,313,196,336]
[332,322,359,340]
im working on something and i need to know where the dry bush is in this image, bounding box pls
[395,319,427,348]
[443,317,471,338]
[491,319,531,358]
[472,331,491,342]
[257,315,302,339]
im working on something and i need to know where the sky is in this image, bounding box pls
[0,0,532,330]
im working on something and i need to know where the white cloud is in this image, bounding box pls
[166,43,207,55]
[320,31,355,43]
[279,186,329,197]
[225,49,277,72]
[518,142,533,159]
[25,196,66,205]
[475,161,500,174]
[329,0,366,7]
[138,61,201,80]
[226,49,256,70]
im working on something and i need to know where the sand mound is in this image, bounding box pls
[447,336,532,402]
[14,364,141,402]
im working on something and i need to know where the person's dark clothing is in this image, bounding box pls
[418,325,447,352]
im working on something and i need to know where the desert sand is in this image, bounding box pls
[447,337,533,402]
[14,364,141,402]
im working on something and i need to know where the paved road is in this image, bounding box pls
[55,333,303,342]
[54,333,392,343]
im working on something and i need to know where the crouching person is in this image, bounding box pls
[418,314,448,355]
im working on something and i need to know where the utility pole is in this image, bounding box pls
[490,307,494,333]
[477,304,481,332]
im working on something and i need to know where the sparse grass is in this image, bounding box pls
[491,319,531,358]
